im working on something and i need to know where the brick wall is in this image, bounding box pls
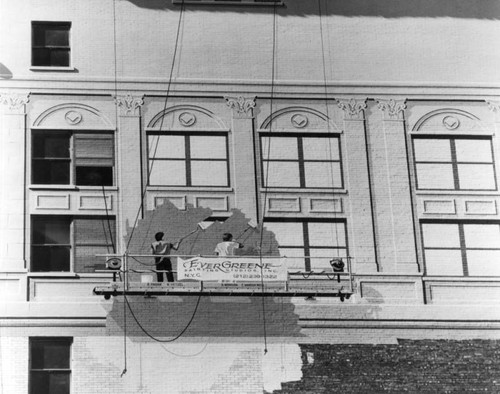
[275,340,500,393]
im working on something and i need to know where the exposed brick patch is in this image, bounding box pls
[274,340,500,393]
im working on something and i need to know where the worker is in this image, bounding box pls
[214,233,243,256]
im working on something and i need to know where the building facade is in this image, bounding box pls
[1,0,500,392]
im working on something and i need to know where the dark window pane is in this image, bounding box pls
[32,160,70,184]
[31,246,71,272]
[32,48,51,66]
[32,23,70,46]
[33,134,70,158]
[75,166,113,186]
[31,341,71,369]
[32,218,70,244]
[50,50,70,67]
[30,372,50,394]
[45,28,69,46]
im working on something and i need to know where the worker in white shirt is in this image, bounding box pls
[214,233,243,256]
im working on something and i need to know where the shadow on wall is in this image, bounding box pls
[125,0,500,20]
[0,63,13,79]
[106,296,304,338]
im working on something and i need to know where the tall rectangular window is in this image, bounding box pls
[422,222,500,276]
[32,131,114,186]
[29,337,72,394]
[260,134,343,188]
[32,22,71,67]
[264,219,347,271]
[413,137,496,190]
[31,216,115,272]
[148,132,229,187]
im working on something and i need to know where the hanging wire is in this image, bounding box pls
[126,0,186,250]
[257,1,279,356]
[123,293,202,343]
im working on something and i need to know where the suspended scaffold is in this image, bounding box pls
[93,254,354,301]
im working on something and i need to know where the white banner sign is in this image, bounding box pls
[177,257,287,282]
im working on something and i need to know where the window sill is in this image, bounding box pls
[30,66,77,72]
[261,188,348,194]
[416,190,499,196]
[423,276,500,282]
[28,273,114,278]
[29,185,118,191]
[147,186,234,192]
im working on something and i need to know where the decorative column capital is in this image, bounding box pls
[225,96,256,119]
[337,98,367,120]
[114,94,144,116]
[0,92,30,113]
[376,98,406,121]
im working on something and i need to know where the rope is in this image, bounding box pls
[102,185,116,253]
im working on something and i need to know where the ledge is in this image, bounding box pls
[172,0,284,5]
[30,66,77,72]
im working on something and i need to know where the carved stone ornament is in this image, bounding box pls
[0,92,30,111]
[376,99,406,120]
[114,94,144,115]
[337,98,367,120]
[64,110,83,125]
[178,111,196,127]
[225,96,256,118]
[291,113,309,128]
[442,115,460,130]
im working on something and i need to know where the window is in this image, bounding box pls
[413,137,496,190]
[32,131,114,186]
[422,222,500,276]
[148,132,229,187]
[31,216,116,272]
[32,22,71,67]
[29,337,72,394]
[260,134,343,188]
[264,219,347,271]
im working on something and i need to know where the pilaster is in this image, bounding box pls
[337,98,378,273]
[374,98,418,273]
[0,92,30,271]
[225,96,258,222]
[114,94,144,252]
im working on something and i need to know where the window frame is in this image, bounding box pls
[31,21,71,68]
[412,135,497,191]
[259,132,344,189]
[31,129,115,187]
[30,215,116,273]
[421,220,500,277]
[29,337,72,394]
[264,218,348,271]
[147,131,231,188]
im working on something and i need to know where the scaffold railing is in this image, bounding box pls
[93,253,354,301]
